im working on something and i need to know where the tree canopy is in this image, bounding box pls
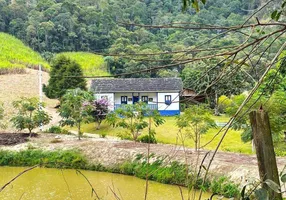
[43,55,86,99]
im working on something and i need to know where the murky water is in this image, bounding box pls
[0,167,215,200]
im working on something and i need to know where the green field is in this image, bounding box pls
[55,52,109,76]
[0,32,50,74]
[79,116,253,154]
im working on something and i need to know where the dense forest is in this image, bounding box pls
[0,0,263,54]
[0,0,284,97]
[0,0,277,72]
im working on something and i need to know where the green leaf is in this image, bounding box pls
[281,174,286,183]
[271,10,278,20]
[275,11,282,21]
[192,0,199,12]
[254,188,268,200]
[201,0,206,4]
[264,179,281,193]
[282,1,286,8]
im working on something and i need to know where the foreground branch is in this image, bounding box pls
[0,165,38,193]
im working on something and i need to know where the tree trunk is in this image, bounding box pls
[249,110,282,200]
[214,90,219,116]
[78,123,81,140]
[29,129,32,138]
[195,133,198,151]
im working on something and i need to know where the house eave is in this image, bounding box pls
[93,90,181,93]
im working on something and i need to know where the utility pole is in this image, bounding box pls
[39,64,43,132]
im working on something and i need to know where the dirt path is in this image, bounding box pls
[1,133,285,187]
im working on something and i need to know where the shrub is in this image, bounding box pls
[210,176,240,198]
[138,135,157,144]
[46,126,62,133]
[11,97,51,136]
[0,149,88,169]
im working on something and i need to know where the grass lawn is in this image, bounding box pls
[79,115,253,154]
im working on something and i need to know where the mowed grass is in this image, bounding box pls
[55,52,109,76]
[0,32,50,74]
[80,116,253,154]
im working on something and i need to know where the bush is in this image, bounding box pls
[46,126,62,133]
[117,132,132,140]
[138,135,157,144]
[45,126,72,135]
[210,176,240,198]
[61,129,72,135]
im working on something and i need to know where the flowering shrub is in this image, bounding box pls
[91,98,110,130]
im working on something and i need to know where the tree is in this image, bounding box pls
[181,62,250,115]
[59,88,93,140]
[91,98,109,130]
[10,97,51,137]
[176,104,217,151]
[43,55,86,99]
[109,102,148,141]
[106,102,164,141]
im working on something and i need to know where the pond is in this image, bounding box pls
[0,167,215,200]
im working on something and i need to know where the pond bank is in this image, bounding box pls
[1,133,286,197]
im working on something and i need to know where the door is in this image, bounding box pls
[133,96,139,104]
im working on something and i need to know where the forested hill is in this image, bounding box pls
[0,0,265,53]
[0,0,277,77]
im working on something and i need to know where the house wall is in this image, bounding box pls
[158,92,180,116]
[95,92,180,116]
[94,93,114,111]
[114,92,157,105]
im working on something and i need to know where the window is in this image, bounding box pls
[121,96,127,104]
[141,96,148,103]
[165,95,172,105]
[148,98,153,102]
[101,95,108,100]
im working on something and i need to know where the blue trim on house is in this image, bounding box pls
[159,110,180,116]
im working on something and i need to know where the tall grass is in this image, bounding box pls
[0,33,50,74]
[55,52,109,76]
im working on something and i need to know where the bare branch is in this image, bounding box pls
[0,165,38,193]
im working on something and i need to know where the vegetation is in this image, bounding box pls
[0,149,240,198]
[90,98,109,130]
[78,116,254,154]
[10,97,51,137]
[106,103,165,141]
[0,32,50,74]
[0,149,87,169]
[55,52,109,76]
[59,88,94,140]
[224,58,286,145]
[43,55,87,99]
[44,125,72,135]
[176,105,217,151]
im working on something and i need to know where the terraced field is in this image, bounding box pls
[55,52,109,76]
[0,33,50,74]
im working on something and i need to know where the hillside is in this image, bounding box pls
[0,69,59,130]
[0,33,50,75]
[55,52,109,76]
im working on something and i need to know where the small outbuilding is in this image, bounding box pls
[90,78,183,116]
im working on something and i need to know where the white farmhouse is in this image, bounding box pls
[90,78,183,116]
